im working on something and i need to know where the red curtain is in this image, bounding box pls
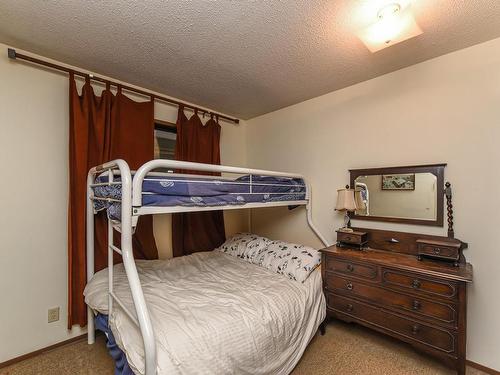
[172,107,226,257]
[68,75,158,328]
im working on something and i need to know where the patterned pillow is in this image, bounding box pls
[215,233,271,261]
[252,240,321,283]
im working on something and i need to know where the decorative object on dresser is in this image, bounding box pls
[416,239,463,266]
[444,181,455,238]
[336,229,368,250]
[415,180,467,266]
[335,185,358,232]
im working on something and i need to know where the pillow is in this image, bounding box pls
[252,240,321,283]
[215,234,321,283]
[215,233,271,261]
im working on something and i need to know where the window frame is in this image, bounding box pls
[154,119,177,176]
[154,119,177,161]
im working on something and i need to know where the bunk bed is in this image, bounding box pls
[84,159,330,375]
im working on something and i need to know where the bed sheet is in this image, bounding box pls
[84,251,325,375]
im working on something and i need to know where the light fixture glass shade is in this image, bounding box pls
[358,4,423,53]
[335,189,358,212]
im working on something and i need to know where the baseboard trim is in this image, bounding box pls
[466,360,500,375]
[1,334,498,374]
[0,333,88,369]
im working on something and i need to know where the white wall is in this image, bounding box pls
[247,37,500,370]
[0,43,248,362]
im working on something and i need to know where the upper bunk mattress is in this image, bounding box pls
[93,174,306,219]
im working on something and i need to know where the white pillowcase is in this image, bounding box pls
[215,233,271,261]
[215,234,320,283]
[253,240,321,283]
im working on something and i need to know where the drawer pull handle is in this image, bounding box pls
[347,304,354,312]
[346,282,353,291]
[412,279,421,289]
[387,238,400,243]
[345,236,352,241]
[411,325,420,335]
[346,264,354,272]
[433,247,441,254]
[412,300,421,310]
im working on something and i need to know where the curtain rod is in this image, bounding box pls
[7,48,240,124]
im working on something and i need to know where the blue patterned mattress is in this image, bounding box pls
[95,314,134,375]
[93,174,306,219]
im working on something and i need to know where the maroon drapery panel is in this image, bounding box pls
[68,76,158,328]
[172,107,226,257]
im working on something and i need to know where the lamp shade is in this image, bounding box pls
[335,188,358,212]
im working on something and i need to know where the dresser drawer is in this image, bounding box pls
[324,275,457,326]
[382,269,458,299]
[326,293,457,354]
[324,257,378,280]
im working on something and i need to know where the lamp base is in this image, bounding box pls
[341,211,353,232]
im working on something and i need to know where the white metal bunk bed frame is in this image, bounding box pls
[86,159,330,375]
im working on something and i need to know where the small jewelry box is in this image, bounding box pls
[336,230,368,250]
[416,239,461,266]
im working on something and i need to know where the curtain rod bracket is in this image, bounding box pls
[7,48,16,59]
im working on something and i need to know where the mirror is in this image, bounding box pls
[349,164,446,226]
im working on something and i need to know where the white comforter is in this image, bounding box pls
[84,251,325,375]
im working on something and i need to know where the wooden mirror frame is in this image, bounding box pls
[349,164,446,227]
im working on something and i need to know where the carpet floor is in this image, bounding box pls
[0,320,486,375]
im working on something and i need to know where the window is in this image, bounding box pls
[154,120,177,173]
[154,121,177,160]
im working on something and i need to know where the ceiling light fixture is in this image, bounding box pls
[377,3,401,21]
[357,2,423,53]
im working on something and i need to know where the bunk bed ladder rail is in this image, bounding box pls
[87,160,157,375]
[305,181,329,247]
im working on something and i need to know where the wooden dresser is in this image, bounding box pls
[321,228,473,375]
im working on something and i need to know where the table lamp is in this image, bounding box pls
[335,185,358,232]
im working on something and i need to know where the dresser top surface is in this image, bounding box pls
[321,245,473,283]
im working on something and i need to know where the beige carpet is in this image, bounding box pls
[0,320,486,375]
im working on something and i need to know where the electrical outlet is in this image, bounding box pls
[48,307,60,323]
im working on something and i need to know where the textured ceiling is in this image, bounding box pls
[1,1,500,119]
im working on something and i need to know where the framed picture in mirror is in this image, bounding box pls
[381,173,415,190]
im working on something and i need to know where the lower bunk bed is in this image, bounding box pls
[85,234,326,375]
